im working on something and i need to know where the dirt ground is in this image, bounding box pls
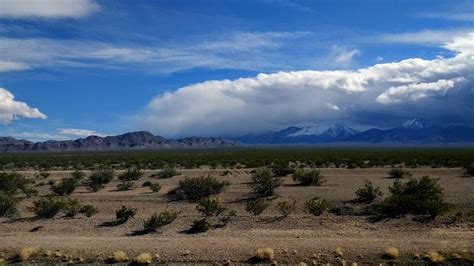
[1,168,473,264]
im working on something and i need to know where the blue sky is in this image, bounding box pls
[0,0,473,140]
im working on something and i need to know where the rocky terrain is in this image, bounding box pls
[0,131,237,152]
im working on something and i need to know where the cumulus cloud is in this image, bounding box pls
[0,87,47,124]
[0,0,99,19]
[58,128,103,137]
[138,32,474,136]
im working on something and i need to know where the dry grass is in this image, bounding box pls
[113,250,129,262]
[383,247,400,259]
[255,247,275,260]
[423,250,444,263]
[134,252,152,264]
[18,247,38,261]
[335,247,344,257]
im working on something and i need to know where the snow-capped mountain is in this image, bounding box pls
[401,118,431,129]
[288,124,358,138]
[234,124,358,144]
[234,119,474,144]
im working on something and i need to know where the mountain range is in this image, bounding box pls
[2,119,474,152]
[0,131,237,152]
[232,119,474,144]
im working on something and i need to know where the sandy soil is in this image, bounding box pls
[1,168,473,264]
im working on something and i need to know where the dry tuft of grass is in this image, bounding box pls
[423,250,444,263]
[134,252,152,264]
[113,250,129,262]
[383,247,400,259]
[255,247,275,260]
[335,247,344,257]
[18,247,38,261]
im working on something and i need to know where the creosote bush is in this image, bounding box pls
[246,197,269,216]
[149,182,161,193]
[169,176,229,202]
[354,180,382,203]
[51,177,78,196]
[153,167,178,179]
[197,197,226,217]
[463,163,474,176]
[304,197,329,216]
[271,163,295,176]
[31,197,65,218]
[388,168,412,179]
[190,197,236,233]
[0,193,19,217]
[381,176,448,218]
[116,206,137,224]
[63,198,81,218]
[188,218,212,233]
[0,171,33,196]
[118,169,143,181]
[143,210,178,232]
[293,169,326,186]
[276,200,295,217]
[80,204,99,217]
[86,169,114,192]
[116,181,136,191]
[71,170,86,181]
[249,168,283,197]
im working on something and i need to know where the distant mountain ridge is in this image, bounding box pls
[0,131,237,152]
[2,119,474,152]
[233,119,474,144]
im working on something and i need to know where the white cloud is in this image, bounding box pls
[0,60,31,72]
[138,32,474,136]
[377,29,473,46]
[0,87,47,124]
[0,31,324,74]
[58,128,103,137]
[0,0,99,19]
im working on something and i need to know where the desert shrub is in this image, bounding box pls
[50,177,78,196]
[196,197,226,217]
[293,169,326,186]
[79,204,99,217]
[304,197,328,216]
[143,210,178,232]
[169,176,229,202]
[115,206,136,224]
[249,168,283,197]
[116,181,136,191]
[276,200,295,217]
[149,182,161,193]
[255,247,275,261]
[133,253,152,264]
[112,250,129,263]
[142,181,152,187]
[463,163,474,176]
[31,197,65,218]
[246,197,269,215]
[0,172,32,196]
[0,193,19,217]
[354,180,382,203]
[153,167,178,179]
[383,247,400,260]
[388,168,412,179]
[118,169,143,181]
[188,218,211,233]
[71,170,86,181]
[86,169,114,192]
[271,163,295,176]
[219,209,237,226]
[63,198,81,218]
[381,176,448,218]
